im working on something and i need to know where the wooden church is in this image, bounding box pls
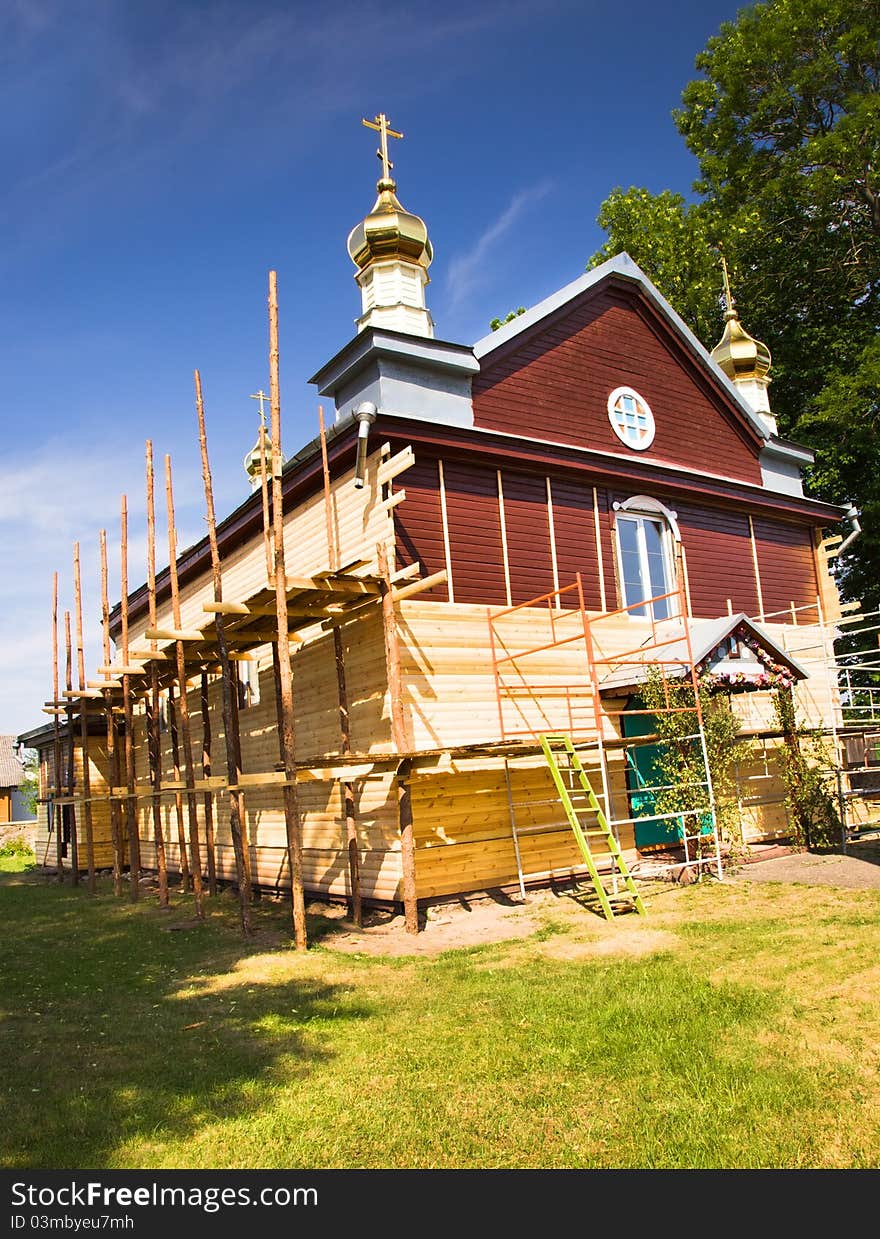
[23,114,855,933]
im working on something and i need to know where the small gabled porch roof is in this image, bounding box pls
[598,612,809,696]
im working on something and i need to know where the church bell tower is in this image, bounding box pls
[346,113,434,338]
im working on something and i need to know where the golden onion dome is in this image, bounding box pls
[711,306,772,384]
[347,176,433,272]
[711,255,771,384]
[243,432,275,488]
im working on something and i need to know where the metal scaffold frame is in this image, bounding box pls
[488,574,722,896]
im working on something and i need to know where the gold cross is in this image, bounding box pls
[362,112,403,181]
[718,249,736,317]
[250,390,269,427]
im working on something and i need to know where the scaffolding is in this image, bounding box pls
[488,575,723,896]
[731,595,880,848]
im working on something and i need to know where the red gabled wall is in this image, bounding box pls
[441,461,507,605]
[394,451,821,622]
[394,458,449,601]
[474,282,764,487]
[549,478,612,611]
[674,500,762,618]
[753,517,819,620]
[499,471,555,605]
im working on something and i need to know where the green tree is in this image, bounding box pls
[798,335,880,605]
[489,307,527,331]
[588,0,880,605]
[588,189,726,347]
[675,0,879,429]
[19,748,38,818]
[639,670,745,847]
[678,0,879,252]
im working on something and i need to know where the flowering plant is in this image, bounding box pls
[698,625,796,692]
[700,669,792,692]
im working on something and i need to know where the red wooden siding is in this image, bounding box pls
[674,501,761,619]
[474,283,764,486]
[752,517,819,620]
[395,452,820,624]
[393,458,449,601]
[550,479,610,611]
[441,461,508,606]
[500,471,555,605]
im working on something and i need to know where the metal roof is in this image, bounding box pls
[598,613,809,696]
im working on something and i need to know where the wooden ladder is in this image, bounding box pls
[540,733,646,920]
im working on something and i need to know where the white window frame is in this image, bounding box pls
[613,497,680,619]
[607,386,656,451]
[237,657,261,710]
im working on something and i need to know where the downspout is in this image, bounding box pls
[828,505,861,560]
[353,401,377,489]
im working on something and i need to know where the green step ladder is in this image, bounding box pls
[540,733,646,920]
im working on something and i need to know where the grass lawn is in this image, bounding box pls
[1,865,878,1169]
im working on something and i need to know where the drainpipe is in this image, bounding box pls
[832,505,861,559]
[353,401,377,489]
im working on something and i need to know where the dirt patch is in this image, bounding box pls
[0,821,36,850]
[287,835,880,960]
[316,893,547,957]
[311,885,681,960]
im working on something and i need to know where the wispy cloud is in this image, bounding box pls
[0,0,544,254]
[445,180,555,310]
[0,434,210,737]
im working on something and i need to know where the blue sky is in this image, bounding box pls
[1,0,746,739]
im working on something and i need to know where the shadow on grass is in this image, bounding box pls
[0,872,373,1169]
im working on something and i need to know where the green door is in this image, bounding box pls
[622,697,681,850]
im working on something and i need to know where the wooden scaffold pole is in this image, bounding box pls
[119,495,142,899]
[73,541,97,893]
[200,670,218,896]
[144,444,170,908]
[259,420,273,584]
[377,541,419,934]
[100,529,124,897]
[64,609,80,885]
[319,405,362,926]
[268,269,308,950]
[164,454,205,919]
[167,684,191,890]
[51,573,64,883]
[195,368,252,934]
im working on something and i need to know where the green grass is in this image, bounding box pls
[1,869,879,1169]
[0,849,36,873]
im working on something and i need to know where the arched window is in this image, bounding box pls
[613,497,680,620]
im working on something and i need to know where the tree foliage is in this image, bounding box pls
[19,748,38,817]
[773,689,843,850]
[588,189,724,346]
[489,306,527,331]
[639,671,745,847]
[678,0,880,250]
[588,0,880,606]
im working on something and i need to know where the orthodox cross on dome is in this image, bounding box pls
[249,389,269,428]
[717,248,737,319]
[362,112,403,181]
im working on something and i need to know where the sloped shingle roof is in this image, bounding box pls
[0,735,25,787]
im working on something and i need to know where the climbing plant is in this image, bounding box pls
[773,689,843,851]
[638,669,744,846]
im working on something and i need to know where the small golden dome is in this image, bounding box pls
[711,306,772,384]
[347,176,433,272]
[244,432,275,489]
[711,255,771,384]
